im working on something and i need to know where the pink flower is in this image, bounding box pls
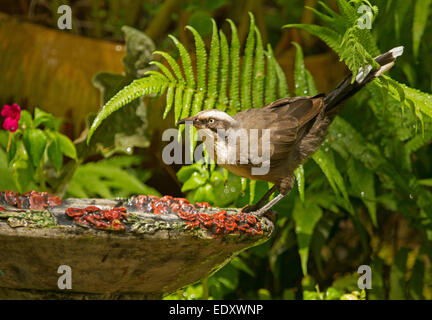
[3,117,19,132]
[1,104,21,133]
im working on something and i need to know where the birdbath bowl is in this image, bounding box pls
[0,191,274,299]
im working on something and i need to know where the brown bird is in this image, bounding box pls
[177,47,404,217]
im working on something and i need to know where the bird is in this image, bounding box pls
[177,46,404,217]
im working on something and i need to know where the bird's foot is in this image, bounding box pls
[240,204,260,213]
[242,207,276,220]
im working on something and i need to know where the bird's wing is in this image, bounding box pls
[233,95,325,166]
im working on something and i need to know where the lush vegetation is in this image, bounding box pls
[2,0,432,299]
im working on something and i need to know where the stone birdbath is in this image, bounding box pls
[0,191,274,299]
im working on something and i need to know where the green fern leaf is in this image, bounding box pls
[186,26,207,91]
[218,30,230,108]
[208,20,220,102]
[174,85,184,123]
[241,12,256,110]
[265,45,277,104]
[283,24,342,53]
[163,84,175,119]
[87,76,167,144]
[253,26,265,107]
[168,35,196,89]
[227,19,241,113]
[275,57,289,97]
[149,61,176,82]
[153,51,185,84]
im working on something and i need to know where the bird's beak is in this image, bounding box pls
[177,116,197,126]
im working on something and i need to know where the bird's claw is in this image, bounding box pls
[240,204,259,213]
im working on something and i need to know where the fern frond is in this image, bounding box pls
[87,76,167,144]
[241,13,256,110]
[149,61,176,82]
[174,85,184,123]
[253,26,265,108]
[385,77,432,119]
[275,57,289,97]
[163,84,175,119]
[283,24,342,53]
[218,30,230,108]
[227,19,241,113]
[168,35,196,89]
[207,19,220,108]
[153,51,185,84]
[284,0,380,82]
[186,26,207,91]
[88,14,290,149]
[264,45,277,104]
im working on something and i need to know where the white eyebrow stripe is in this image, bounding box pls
[199,110,234,122]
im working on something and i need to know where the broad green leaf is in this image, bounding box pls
[34,107,58,130]
[294,165,305,202]
[67,160,160,199]
[0,148,17,190]
[312,148,349,201]
[22,129,47,168]
[389,247,410,300]
[190,183,215,204]
[56,132,77,160]
[413,0,431,59]
[177,162,208,183]
[47,133,63,172]
[293,198,323,275]
[369,258,385,300]
[19,110,33,129]
[230,257,255,277]
[181,171,208,192]
[408,257,425,299]
[212,169,242,207]
[347,158,377,226]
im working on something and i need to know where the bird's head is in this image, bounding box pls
[177,109,238,133]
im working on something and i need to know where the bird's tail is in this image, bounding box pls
[324,46,404,111]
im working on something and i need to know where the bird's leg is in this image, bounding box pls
[247,193,287,218]
[241,185,277,213]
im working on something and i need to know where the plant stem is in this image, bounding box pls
[7,131,12,152]
[202,277,209,300]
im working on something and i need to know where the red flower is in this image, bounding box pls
[1,104,21,133]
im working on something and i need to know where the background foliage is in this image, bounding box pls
[1,0,432,300]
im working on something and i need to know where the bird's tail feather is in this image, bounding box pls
[323,46,404,111]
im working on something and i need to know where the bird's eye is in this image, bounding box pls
[208,118,215,124]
